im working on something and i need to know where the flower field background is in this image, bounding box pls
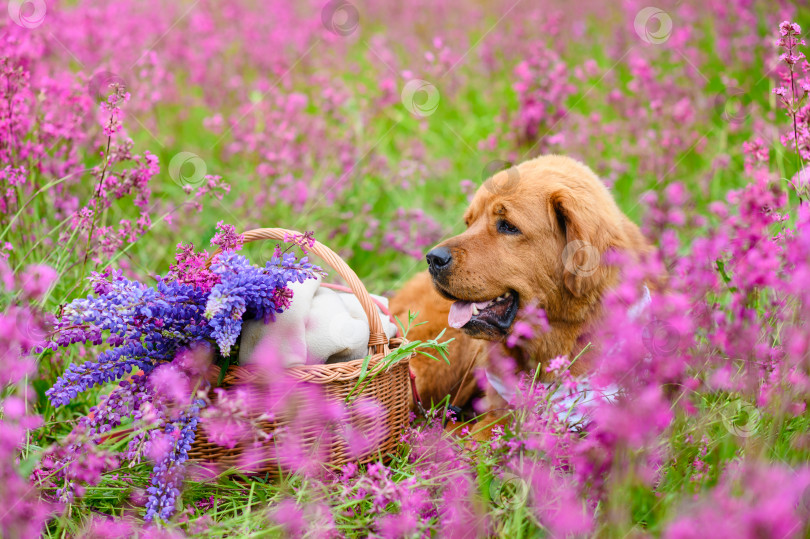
[3,0,810,536]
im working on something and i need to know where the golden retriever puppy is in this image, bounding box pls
[390,155,651,436]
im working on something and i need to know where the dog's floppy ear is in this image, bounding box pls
[549,188,621,298]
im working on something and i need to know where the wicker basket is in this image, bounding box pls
[188,228,411,473]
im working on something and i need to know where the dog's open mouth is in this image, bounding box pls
[445,291,520,337]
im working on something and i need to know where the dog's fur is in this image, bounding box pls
[390,155,650,434]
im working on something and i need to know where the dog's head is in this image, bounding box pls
[427,155,649,340]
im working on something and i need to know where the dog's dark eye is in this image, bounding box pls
[496,219,521,235]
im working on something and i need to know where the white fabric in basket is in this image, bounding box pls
[238,276,398,367]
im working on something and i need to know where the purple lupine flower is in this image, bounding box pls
[205,250,321,355]
[80,374,152,438]
[48,268,215,406]
[43,234,320,521]
[144,398,204,521]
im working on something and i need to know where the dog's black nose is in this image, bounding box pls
[426,246,452,273]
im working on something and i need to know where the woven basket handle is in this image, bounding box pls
[213,228,389,356]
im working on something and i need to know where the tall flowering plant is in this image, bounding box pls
[40,223,323,520]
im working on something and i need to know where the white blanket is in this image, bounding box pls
[238,276,399,367]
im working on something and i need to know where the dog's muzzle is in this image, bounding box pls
[426,246,452,278]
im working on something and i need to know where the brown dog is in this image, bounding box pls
[390,155,650,434]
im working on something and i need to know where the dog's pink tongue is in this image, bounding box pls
[448,301,474,328]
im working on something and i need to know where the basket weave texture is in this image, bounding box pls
[188,228,411,473]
